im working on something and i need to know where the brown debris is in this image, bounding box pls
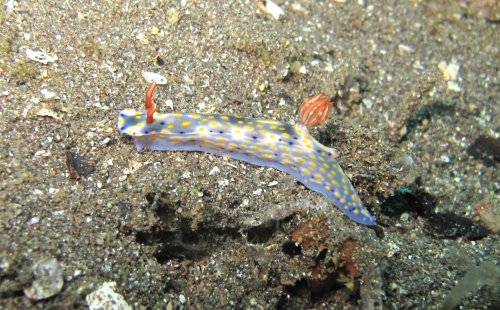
[336,238,359,278]
[472,200,500,233]
[308,265,338,294]
[290,218,330,250]
[306,238,361,296]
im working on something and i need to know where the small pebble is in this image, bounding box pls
[447,81,461,92]
[41,89,56,99]
[268,181,278,187]
[440,155,451,163]
[438,59,460,81]
[150,25,160,35]
[218,178,229,186]
[362,98,374,109]
[100,137,111,146]
[400,212,410,222]
[209,166,220,176]
[398,43,414,53]
[24,258,64,300]
[253,188,262,195]
[179,294,186,304]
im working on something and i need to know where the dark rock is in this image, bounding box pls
[425,212,489,241]
[65,151,95,178]
[467,135,500,166]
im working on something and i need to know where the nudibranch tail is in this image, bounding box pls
[117,106,376,225]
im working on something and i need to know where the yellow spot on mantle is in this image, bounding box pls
[295,157,304,163]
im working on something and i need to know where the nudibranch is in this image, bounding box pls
[117,83,376,225]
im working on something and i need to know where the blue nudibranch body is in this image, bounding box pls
[118,107,376,225]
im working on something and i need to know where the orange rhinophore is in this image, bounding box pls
[298,93,333,129]
[145,82,157,124]
[146,105,156,124]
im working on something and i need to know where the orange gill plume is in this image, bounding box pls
[298,93,333,129]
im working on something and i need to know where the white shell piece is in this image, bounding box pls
[41,89,56,99]
[86,282,132,310]
[142,71,167,85]
[25,49,58,64]
[165,99,174,109]
[36,108,60,120]
[265,0,284,20]
[438,59,460,81]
